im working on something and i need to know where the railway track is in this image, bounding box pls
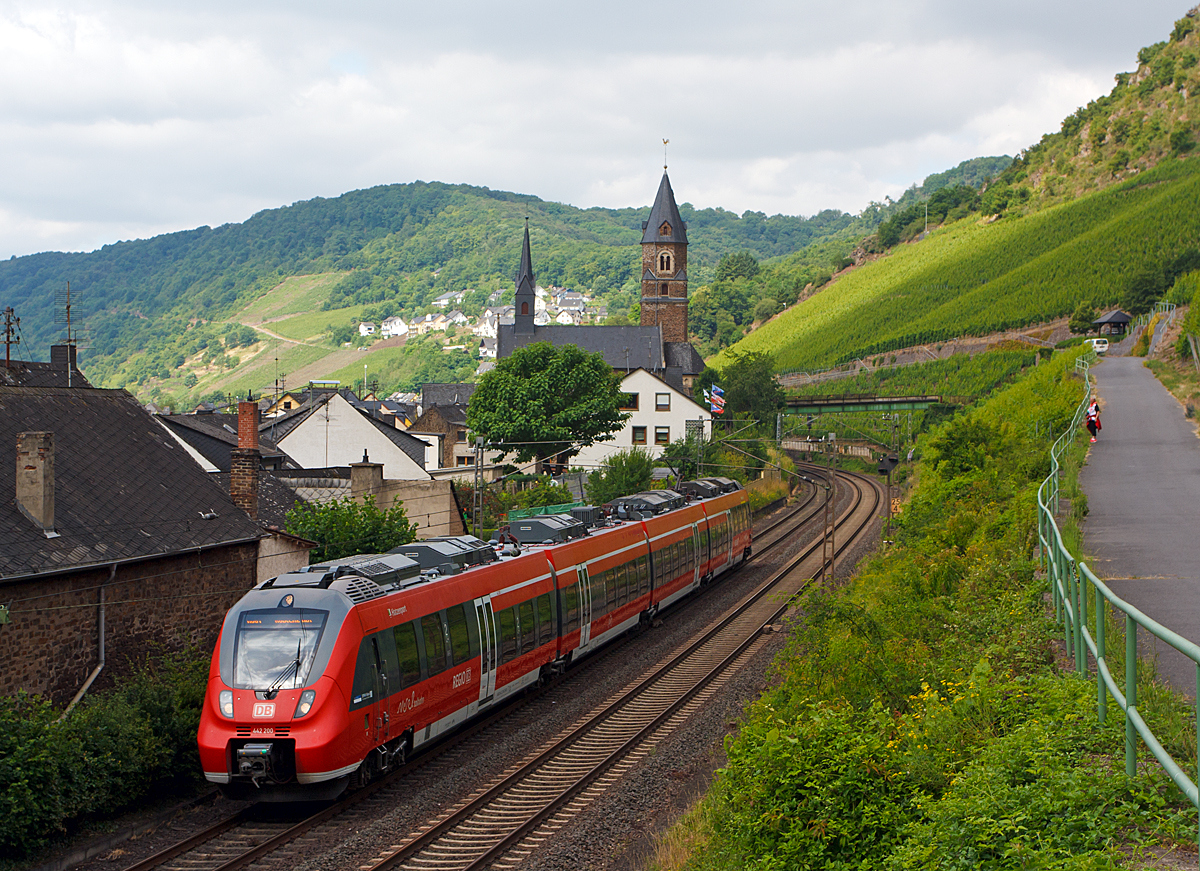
[113,471,879,871]
[362,470,880,871]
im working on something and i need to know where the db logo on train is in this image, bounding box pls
[252,703,276,718]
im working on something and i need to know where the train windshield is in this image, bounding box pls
[232,608,328,691]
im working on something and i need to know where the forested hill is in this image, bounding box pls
[0,180,856,374]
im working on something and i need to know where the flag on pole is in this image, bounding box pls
[704,388,724,415]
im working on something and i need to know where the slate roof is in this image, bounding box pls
[0,346,91,389]
[422,383,477,408]
[1094,310,1132,325]
[158,413,294,472]
[640,171,688,244]
[0,387,263,581]
[664,341,706,375]
[210,470,307,530]
[497,324,667,371]
[258,393,430,469]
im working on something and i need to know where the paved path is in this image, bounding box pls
[1079,356,1200,696]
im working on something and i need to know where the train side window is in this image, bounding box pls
[590,569,606,617]
[499,607,518,662]
[537,593,554,645]
[350,639,379,711]
[518,599,536,654]
[636,554,650,595]
[394,622,421,688]
[422,613,448,676]
[605,568,619,610]
[562,583,579,633]
[446,604,472,666]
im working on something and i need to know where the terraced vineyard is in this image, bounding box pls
[718,157,1200,372]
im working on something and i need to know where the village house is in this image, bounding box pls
[0,379,311,704]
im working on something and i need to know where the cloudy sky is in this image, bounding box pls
[0,1,1190,259]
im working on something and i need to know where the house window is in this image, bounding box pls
[632,427,647,445]
[457,430,467,442]
[658,252,672,273]
[655,393,670,411]
[456,456,471,466]
[620,393,639,411]
[660,283,669,296]
[655,427,670,445]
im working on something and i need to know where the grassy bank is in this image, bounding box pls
[653,350,1195,870]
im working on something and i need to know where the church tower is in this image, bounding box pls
[514,218,536,336]
[639,170,688,343]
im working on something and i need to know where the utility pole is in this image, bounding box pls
[2,307,18,367]
[473,437,484,538]
[824,433,837,580]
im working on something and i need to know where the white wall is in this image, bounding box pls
[277,393,431,480]
[572,369,711,471]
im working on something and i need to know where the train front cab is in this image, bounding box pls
[198,587,359,801]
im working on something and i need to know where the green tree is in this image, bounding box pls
[1122,268,1165,316]
[716,250,760,282]
[466,342,630,465]
[715,350,786,425]
[285,495,417,563]
[1068,300,1097,335]
[585,448,655,505]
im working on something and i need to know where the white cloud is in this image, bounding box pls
[0,0,1189,257]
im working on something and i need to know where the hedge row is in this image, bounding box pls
[0,651,210,859]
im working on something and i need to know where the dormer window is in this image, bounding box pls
[658,252,673,273]
[659,222,672,236]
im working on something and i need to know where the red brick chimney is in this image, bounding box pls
[16,431,56,536]
[230,400,260,520]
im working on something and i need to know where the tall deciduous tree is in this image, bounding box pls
[467,342,630,465]
[716,350,786,425]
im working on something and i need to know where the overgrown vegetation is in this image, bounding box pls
[0,650,211,861]
[654,351,1194,870]
[285,495,417,563]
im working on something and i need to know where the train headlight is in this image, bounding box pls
[293,689,316,718]
[219,690,234,719]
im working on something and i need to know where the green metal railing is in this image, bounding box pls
[1038,356,1200,850]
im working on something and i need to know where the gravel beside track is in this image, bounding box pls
[60,486,881,871]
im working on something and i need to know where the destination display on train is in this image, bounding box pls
[239,609,327,631]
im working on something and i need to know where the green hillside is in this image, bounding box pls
[716,156,1200,372]
[0,181,857,388]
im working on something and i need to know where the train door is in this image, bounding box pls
[473,596,499,703]
[352,633,389,751]
[691,525,702,587]
[577,564,594,650]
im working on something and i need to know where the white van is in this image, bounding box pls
[1089,337,1109,355]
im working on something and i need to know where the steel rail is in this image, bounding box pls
[364,472,881,871]
[113,479,853,871]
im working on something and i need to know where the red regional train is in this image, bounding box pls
[198,481,751,800]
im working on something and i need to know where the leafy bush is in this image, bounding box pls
[286,494,418,563]
[667,352,1191,870]
[0,650,211,859]
[585,449,654,505]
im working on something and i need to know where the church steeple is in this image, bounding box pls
[514,218,536,336]
[639,170,688,343]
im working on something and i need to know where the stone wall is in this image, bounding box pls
[0,542,258,704]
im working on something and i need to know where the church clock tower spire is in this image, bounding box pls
[639,169,688,343]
